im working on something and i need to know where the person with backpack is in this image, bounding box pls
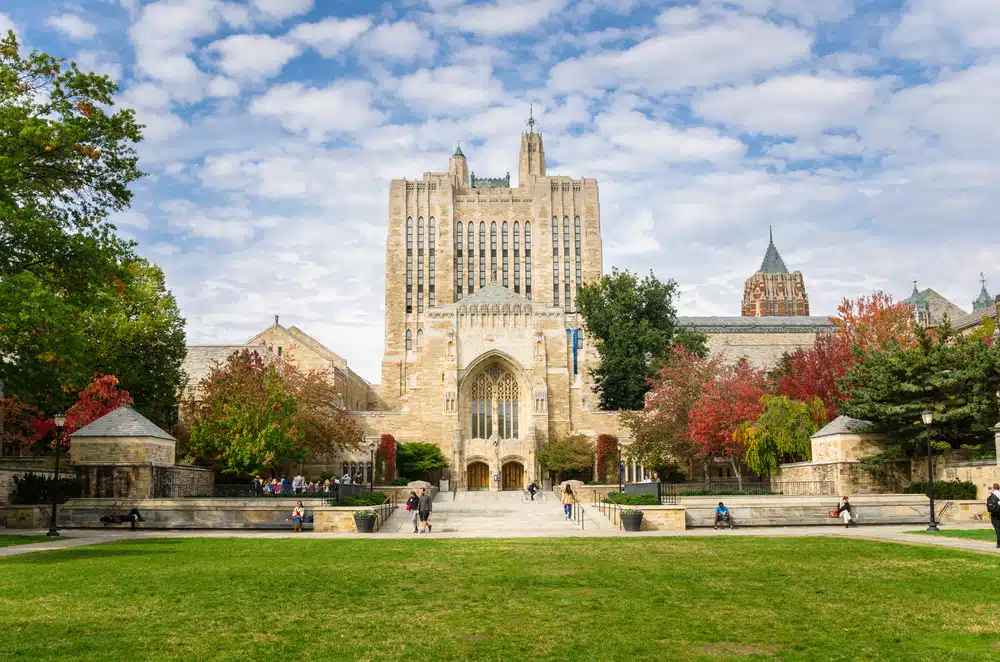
[405,490,420,534]
[988,483,1000,548]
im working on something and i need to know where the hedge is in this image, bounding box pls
[604,492,658,506]
[903,480,977,500]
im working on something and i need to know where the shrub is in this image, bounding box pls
[354,508,377,518]
[604,492,657,505]
[621,508,644,515]
[11,473,82,505]
[389,477,410,486]
[903,480,977,500]
[339,491,388,506]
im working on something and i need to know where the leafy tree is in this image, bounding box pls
[836,290,916,352]
[740,395,824,478]
[621,346,721,478]
[688,361,768,487]
[595,434,618,484]
[396,442,448,482]
[0,394,46,455]
[537,433,595,481]
[284,365,363,456]
[577,268,706,411]
[1,31,141,292]
[62,374,133,449]
[375,434,397,483]
[839,325,1000,456]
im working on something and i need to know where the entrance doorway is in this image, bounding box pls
[466,461,489,491]
[501,461,524,491]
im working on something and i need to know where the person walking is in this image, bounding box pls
[561,484,577,520]
[292,501,305,533]
[405,490,420,533]
[417,487,433,533]
[988,483,1000,548]
[837,496,854,528]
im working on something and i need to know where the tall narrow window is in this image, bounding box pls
[574,216,582,295]
[455,221,463,300]
[563,216,570,312]
[405,328,412,350]
[513,222,520,294]
[416,328,424,348]
[467,222,474,295]
[490,222,497,283]
[479,222,486,288]
[471,399,478,439]
[524,222,532,299]
[502,221,509,287]
[406,217,413,313]
[417,217,424,313]
[552,217,559,306]
[429,218,436,307]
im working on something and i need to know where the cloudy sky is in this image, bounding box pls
[4,0,997,381]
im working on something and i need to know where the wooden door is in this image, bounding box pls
[467,462,489,490]
[502,462,524,491]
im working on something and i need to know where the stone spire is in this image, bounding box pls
[973,272,992,311]
[518,106,545,188]
[449,141,469,190]
[759,226,789,274]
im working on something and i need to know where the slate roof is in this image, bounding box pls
[70,405,175,440]
[181,344,271,391]
[459,283,534,307]
[952,303,997,331]
[903,288,967,325]
[812,415,872,438]
[759,228,789,274]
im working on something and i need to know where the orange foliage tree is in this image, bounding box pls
[62,374,134,450]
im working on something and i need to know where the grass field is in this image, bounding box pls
[2,537,999,661]
[0,535,63,547]
[909,528,999,543]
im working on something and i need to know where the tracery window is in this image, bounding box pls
[405,328,412,351]
[563,216,570,312]
[469,365,519,440]
[467,222,474,295]
[552,217,559,306]
[406,217,413,313]
[574,216,581,297]
[513,222,520,294]
[416,329,424,348]
[490,222,497,282]
[502,221,509,287]
[524,222,531,298]
[455,221,463,300]
[429,218,436,307]
[479,222,486,288]
[417,217,424,312]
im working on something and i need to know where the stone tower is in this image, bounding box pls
[741,228,810,317]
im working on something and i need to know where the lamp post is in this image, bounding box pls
[921,409,939,532]
[47,413,66,538]
[617,441,623,493]
[368,440,377,492]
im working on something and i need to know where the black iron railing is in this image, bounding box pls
[210,484,376,499]
[659,480,834,500]
[593,492,623,530]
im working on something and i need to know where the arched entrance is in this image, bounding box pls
[501,461,524,491]
[467,461,489,491]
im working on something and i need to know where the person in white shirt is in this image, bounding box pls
[342,473,352,485]
[293,473,305,494]
[292,501,305,533]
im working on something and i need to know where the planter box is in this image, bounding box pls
[621,512,643,532]
[354,516,376,533]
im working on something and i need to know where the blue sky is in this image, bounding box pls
[3,0,997,381]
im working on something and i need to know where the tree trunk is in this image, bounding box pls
[730,459,743,491]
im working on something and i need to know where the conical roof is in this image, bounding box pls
[69,405,175,441]
[973,274,992,311]
[453,143,465,158]
[759,227,789,274]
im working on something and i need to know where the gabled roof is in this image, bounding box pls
[181,344,271,390]
[459,283,534,307]
[759,227,789,274]
[812,415,872,438]
[70,406,175,441]
[903,287,967,325]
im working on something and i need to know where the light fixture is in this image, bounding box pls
[54,412,66,428]
[921,409,934,426]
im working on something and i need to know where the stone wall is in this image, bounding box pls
[910,458,999,499]
[71,436,175,466]
[703,330,822,367]
[0,505,50,529]
[775,459,911,495]
[0,458,62,506]
[74,463,213,499]
[679,494,930,527]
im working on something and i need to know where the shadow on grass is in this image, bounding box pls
[4,540,189,565]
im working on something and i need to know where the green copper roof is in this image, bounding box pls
[904,282,929,309]
[759,227,789,274]
[973,273,992,311]
[453,143,465,158]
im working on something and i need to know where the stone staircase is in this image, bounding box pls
[380,490,615,535]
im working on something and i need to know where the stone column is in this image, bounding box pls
[993,422,1000,469]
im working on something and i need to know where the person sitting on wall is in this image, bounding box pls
[836,496,855,528]
[527,480,539,501]
[714,502,733,529]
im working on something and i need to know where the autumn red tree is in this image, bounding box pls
[595,434,618,484]
[836,290,915,352]
[62,374,134,450]
[0,395,48,454]
[376,434,397,483]
[776,334,854,423]
[621,346,721,478]
[688,360,768,487]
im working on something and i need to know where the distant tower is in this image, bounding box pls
[972,272,992,311]
[741,227,810,317]
[518,106,546,188]
[448,143,469,191]
[903,281,932,327]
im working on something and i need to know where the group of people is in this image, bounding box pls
[252,472,368,496]
[405,488,434,533]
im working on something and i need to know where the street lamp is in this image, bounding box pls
[617,441,624,493]
[921,409,939,532]
[368,440,377,491]
[47,413,66,538]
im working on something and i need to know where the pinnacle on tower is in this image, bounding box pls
[973,271,992,311]
[454,142,464,158]
[759,226,789,274]
[527,104,536,134]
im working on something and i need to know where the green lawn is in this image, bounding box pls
[908,528,999,543]
[1,537,999,661]
[0,535,63,548]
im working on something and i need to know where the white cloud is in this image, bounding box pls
[46,13,98,40]
[288,16,372,57]
[206,33,301,81]
[75,51,123,81]
[112,210,150,230]
[694,74,880,136]
[206,75,241,98]
[595,108,746,164]
[884,0,1000,63]
[162,199,276,242]
[433,0,568,37]
[251,0,314,21]
[0,12,18,38]
[701,0,854,26]
[358,21,435,60]
[395,65,504,115]
[549,14,813,94]
[249,81,384,140]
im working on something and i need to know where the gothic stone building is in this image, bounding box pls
[351,127,621,490]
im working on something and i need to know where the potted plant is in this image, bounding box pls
[354,508,377,533]
[620,507,644,532]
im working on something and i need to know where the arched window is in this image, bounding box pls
[552,217,559,306]
[513,222,520,294]
[574,216,582,295]
[416,329,424,348]
[479,222,486,287]
[428,218,436,307]
[406,217,413,313]
[563,216,570,312]
[490,222,497,282]
[417,217,424,312]
[502,221,509,287]
[469,365,519,440]
[455,222,463,300]
[524,222,532,298]
[405,328,412,351]
[467,221,474,295]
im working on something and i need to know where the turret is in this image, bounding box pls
[518,107,546,188]
[449,143,469,191]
